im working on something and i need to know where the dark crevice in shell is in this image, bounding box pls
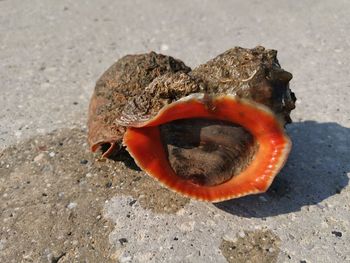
[100,142,112,154]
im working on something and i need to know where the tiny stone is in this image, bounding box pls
[49,152,55,157]
[34,153,45,162]
[173,237,178,241]
[80,159,88,164]
[73,101,78,105]
[331,231,342,237]
[105,182,112,188]
[160,44,169,51]
[129,200,137,206]
[119,238,128,245]
[86,173,92,178]
[119,255,132,263]
[67,202,77,209]
[238,231,245,238]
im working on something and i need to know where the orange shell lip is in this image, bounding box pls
[123,94,291,202]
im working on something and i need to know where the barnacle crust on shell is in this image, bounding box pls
[88,52,191,155]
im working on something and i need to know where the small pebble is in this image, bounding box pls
[49,152,55,157]
[129,200,137,206]
[34,153,45,162]
[119,238,128,245]
[331,231,342,237]
[80,159,88,165]
[238,231,245,238]
[160,44,169,51]
[119,255,132,263]
[67,202,77,209]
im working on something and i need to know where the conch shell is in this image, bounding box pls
[88,46,296,202]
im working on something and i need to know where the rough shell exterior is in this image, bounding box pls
[88,52,191,153]
[88,46,296,156]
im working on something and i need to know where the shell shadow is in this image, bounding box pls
[214,121,350,217]
[109,147,142,171]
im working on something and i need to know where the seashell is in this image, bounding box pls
[88,46,296,202]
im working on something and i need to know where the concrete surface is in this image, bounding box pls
[1,0,350,262]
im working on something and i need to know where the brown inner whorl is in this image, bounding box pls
[159,118,258,186]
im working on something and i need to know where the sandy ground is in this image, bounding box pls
[1,0,350,262]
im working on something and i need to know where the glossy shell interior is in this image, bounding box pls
[123,94,291,202]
